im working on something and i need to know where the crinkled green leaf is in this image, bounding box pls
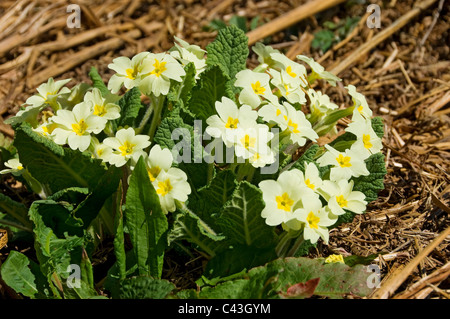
[206,25,249,88]
[88,67,109,97]
[125,156,168,278]
[115,87,143,128]
[216,181,277,248]
[14,123,107,193]
[187,65,234,125]
[291,144,320,172]
[154,116,209,190]
[352,152,386,203]
[119,276,175,299]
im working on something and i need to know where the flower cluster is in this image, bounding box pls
[2,36,382,247]
[2,36,208,214]
[201,43,382,244]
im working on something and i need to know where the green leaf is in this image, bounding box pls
[153,116,192,152]
[291,144,320,172]
[115,87,143,128]
[196,257,374,299]
[188,65,234,125]
[371,116,384,138]
[229,15,247,33]
[154,115,209,191]
[119,276,175,299]
[88,67,109,97]
[71,165,121,228]
[125,156,168,278]
[62,280,104,299]
[0,193,31,228]
[352,152,387,203]
[1,251,40,298]
[189,169,238,223]
[206,25,249,87]
[216,181,277,248]
[167,62,197,111]
[312,29,336,52]
[28,202,87,297]
[344,253,379,267]
[202,245,276,281]
[29,199,84,238]
[168,209,225,257]
[14,123,107,193]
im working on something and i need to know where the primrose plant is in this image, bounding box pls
[0,26,386,299]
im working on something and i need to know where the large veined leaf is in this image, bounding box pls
[167,209,225,258]
[125,156,168,278]
[28,201,95,298]
[14,123,107,193]
[0,251,43,298]
[216,181,277,248]
[206,25,249,90]
[195,257,375,299]
[188,169,237,224]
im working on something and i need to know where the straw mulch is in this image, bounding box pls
[0,0,448,299]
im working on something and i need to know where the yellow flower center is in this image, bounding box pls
[71,119,88,136]
[286,65,297,78]
[251,81,266,95]
[336,195,348,208]
[362,134,372,149]
[357,105,364,113]
[97,148,104,157]
[42,125,50,136]
[93,104,107,117]
[252,152,260,162]
[287,119,300,133]
[119,140,136,156]
[150,59,167,77]
[240,134,256,149]
[225,117,239,129]
[276,192,294,212]
[17,165,24,170]
[44,91,58,100]
[276,108,282,116]
[126,68,137,80]
[305,179,315,190]
[336,154,352,167]
[306,211,320,229]
[284,84,290,95]
[147,166,161,182]
[156,179,173,196]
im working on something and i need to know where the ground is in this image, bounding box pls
[0,0,448,299]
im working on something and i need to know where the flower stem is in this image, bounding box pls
[148,95,166,142]
[135,103,153,135]
[286,233,304,257]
